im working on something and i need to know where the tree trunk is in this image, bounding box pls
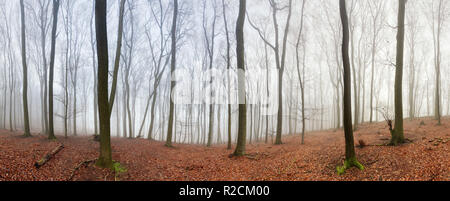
[166,0,178,147]
[391,0,406,146]
[108,0,126,115]
[233,0,247,156]
[275,0,292,145]
[434,0,443,125]
[95,0,113,169]
[249,105,253,144]
[20,0,31,137]
[294,0,306,144]
[222,0,232,150]
[40,3,50,136]
[147,90,158,140]
[337,0,363,175]
[90,0,99,136]
[48,0,60,140]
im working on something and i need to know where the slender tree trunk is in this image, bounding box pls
[166,0,178,147]
[369,26,376,123]
[20,0,31,137]
[73,73,77,136]
[64,59,68,138]
[294,0,306,143]
[361,60,366,123]
[147,90,158,140]
[434,0,443,125]
[3,64,7,129]
[349,5,358,130]
[391,0,406,146]
[222,0,232,150]
[137,92,153,138]
[249,105,253,144]
[408,18,416,120]
[233,0,247,156]
[126,79,133,138]
[116,94,120,137]
[265,43,269,144]
[275,0,293,145]
[108,0,126,115]
[338,0,363,175]
[90,0,99,136]
[48,0,60,140]
[217,105,221,144]
[41,16,49,135]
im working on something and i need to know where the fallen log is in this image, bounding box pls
[34,144,64,168]
[68,159,97,181]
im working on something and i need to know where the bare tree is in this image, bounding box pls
[89,0,99,136]
[337,0,364,175]
[166,0,178,147]
[425,0,447,125]
[391,0,406,146]
[29,0,52,135]
[144,0,171,140]
[20,0,31,137]
[95,0,113,169]
[368,0,385,123]
[320,0,343,129]
[233,0,247,156]
[221,0,233,150]
[121,0,137,139]
[294,0,306,144]
[247,0,293,145]
[202,0,219,147]
[61,0,86,137]
[48,0,60,140]
[108,0,126,115]
[406,3,419,120]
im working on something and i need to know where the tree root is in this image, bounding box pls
[68,159,97,181]
[337,157,364,175]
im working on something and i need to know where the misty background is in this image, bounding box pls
[0,0,449,144]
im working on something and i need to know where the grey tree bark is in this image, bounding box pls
[95,0,113,169]
[233,0,247,156]
[391,0,407,146]
[48,0,60,140]
[20,0,31,137]
[166,0,178,147]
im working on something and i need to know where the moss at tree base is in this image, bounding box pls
[336,157,364,175]
[389,131,405,146]
[95,157,113,169]
[48,136,57,140]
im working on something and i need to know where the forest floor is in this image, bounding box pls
[0,117,449,181]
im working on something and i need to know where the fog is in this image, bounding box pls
[0,0,449,145]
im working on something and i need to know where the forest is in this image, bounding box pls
[0,0,448,181]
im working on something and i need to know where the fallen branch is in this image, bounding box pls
[34,144,64,168]
[67,159,97,181]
